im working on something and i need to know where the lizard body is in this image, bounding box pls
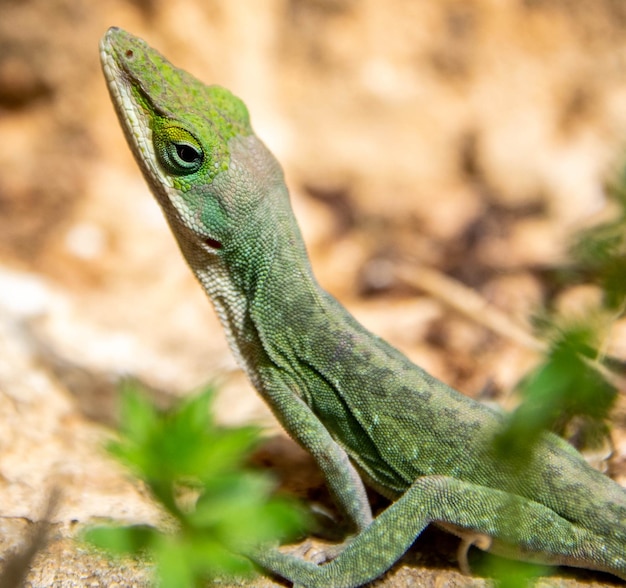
[100,28,626,587]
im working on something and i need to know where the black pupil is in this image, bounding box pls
[176,143,200,164]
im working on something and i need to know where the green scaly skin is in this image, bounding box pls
[100,27,626,587]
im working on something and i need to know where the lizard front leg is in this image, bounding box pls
[262,380,373,538]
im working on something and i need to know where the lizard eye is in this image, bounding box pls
[154,126,204,175]
[175,143,202,165]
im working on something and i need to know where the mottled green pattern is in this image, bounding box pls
[100,27,626,587]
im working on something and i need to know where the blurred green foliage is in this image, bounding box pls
[570,164,626,310]
[495,315,617,461]
[85,383,307,588]
[484,161,626,585]
[496,160,626,462]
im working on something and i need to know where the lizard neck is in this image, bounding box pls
[242,228,373,408]
[181,184,355,401]
[175,204,328,397]
[230,213,337,396]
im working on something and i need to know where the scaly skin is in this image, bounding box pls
[100,27,626,587]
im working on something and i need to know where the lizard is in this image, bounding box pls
[99,27,626,587]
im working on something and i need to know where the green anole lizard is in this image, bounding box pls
[100,27,626,587]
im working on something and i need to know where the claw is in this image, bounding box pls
[457,532,492,575]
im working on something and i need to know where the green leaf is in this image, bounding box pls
[495,317,617,462]
[84,525,157,555]
[84,383,308,586]
[569,165,626,309]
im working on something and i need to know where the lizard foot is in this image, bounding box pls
[289,538,349,564]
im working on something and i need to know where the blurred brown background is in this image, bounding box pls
[1,1,626,585]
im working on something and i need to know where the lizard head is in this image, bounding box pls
[99,27,291,263]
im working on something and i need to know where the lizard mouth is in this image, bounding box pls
[203,237,223,250]
[100,36,154,166]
